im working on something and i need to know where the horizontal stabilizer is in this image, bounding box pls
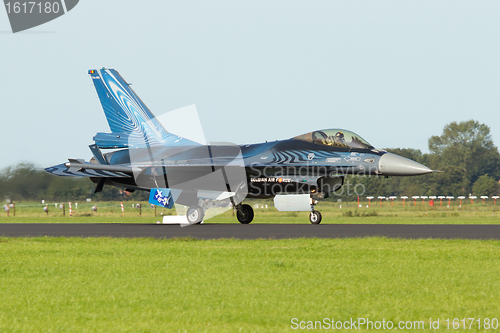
[45,163,132,178]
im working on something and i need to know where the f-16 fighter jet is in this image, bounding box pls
[46,69,434,224]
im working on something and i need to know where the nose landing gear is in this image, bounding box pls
[309,210,322,224]
[309,198,322,224]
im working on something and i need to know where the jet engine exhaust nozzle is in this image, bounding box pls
[378,152,432,176]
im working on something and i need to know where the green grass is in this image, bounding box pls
[0,237,499,332]
[3,200,500,224]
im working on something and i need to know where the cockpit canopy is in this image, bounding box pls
[292,129,374,149]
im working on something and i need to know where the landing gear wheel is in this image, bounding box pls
[186,206,204,224]
[236,204,254,224]
[309,211,322,224]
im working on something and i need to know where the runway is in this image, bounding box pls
[1,224,500,239]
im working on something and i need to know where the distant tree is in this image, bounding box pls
[430,165,469,196]
[0,162,52,201]
[472,175,499,197]
[428,120,500,193]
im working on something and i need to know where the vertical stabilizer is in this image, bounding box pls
[89,68,198,148]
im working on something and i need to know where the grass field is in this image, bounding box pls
[2,199,500,224]
[2,200,499,332]
[1,237,499,332]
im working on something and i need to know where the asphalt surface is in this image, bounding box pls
[0,223,500,239]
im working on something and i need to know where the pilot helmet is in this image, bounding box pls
[335,131,344,139]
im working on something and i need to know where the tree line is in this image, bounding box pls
[1,120,499,203]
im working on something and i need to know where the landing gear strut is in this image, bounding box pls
[236,204,254,224]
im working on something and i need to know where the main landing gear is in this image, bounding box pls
[185,197,255,225]
[186,201,255,225]
[236,204,254,224]
[186,206,204,224]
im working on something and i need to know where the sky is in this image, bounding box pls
[1,0,500,169]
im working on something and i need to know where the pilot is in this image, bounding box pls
[329,131,346,146]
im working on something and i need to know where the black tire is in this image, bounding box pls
[186,206,204,224]
[309,211,322,224]
[236,204,254,224]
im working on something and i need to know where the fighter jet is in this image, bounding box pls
[46,69,434,224]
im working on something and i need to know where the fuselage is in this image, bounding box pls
[90,138,429,201]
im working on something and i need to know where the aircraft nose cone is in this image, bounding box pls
[378,153,432,176]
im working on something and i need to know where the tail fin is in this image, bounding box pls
[89,68,197,148]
